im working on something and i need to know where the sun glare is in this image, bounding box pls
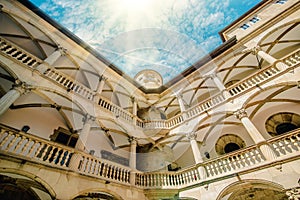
[118,0,151,12]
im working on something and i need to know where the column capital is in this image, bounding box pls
[13,80,30,94]
[130,96,136,102]
[204,72,218,79]
[187,132,197,140]
[57,45,67,56]
[242,46,262,55]
[128,136,137,145]
[82,113,96,124]
[251,46,262,55]
[234,108,248,120]
[99,75,107,82]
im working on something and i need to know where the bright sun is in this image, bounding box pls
[118,0,151,12]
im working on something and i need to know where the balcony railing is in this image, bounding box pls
[1,36,300,131]
[0,124,131,185]
[0,124,299,189]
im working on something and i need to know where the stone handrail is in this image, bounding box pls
[43,68,95,100]
[227,50,300,97]
[268,129,300,158]
[98,96,134,123]
[136,129,300,189]
[203,144,265,178]
[0,124,132,185]
[0,36,96,101]
[0,124,299,189]
[77,152,131,185]
[135,165,200,189]
[0,37,42,68]
[1,35,300,131]
[0,124,74,169]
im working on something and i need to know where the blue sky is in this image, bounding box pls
[30,0,261,83]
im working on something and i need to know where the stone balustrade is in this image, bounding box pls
[0,125,74,168]
[78,153,131,185]
[203,145,265,178]
[0,124,299,190]
[135,166,200,189]
[0,37,41,68]
[98,97,134,123]
[43,68,95,100]
[1,35,299,132]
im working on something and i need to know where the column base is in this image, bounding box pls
[259,143,277,161]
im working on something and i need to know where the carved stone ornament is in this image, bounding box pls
[234,108,248,120]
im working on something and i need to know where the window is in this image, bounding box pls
[275,0,288,4]
[215,134,246,155]
[250,16,260,24]
[240,23,250,30]
[265,112,300,136]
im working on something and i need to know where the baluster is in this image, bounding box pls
[5,133,18,152]
[54,149,64,165]
[0,131,11,149]
[0,129,7,140]
[45,146,55,163]
[51,147,61,165]
[13,136,26,154]
[20,138,32,156]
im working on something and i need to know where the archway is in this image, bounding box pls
[217,179,287,200]
[0,172,54,200]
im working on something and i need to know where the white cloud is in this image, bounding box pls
[32,0,261,82]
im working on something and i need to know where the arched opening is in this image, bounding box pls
[73,191,122,200]
[0,173,53,200]
[217,180,287,200]
[224,143,241,154]
[265,112,300,136]
[215,134,246,155]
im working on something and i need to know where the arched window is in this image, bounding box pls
[215,134,246,155]
[265,112,300,136]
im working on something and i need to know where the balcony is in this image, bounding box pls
[0,124,299,190]
[1,36,300,132]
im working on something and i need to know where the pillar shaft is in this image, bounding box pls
[129,138,137,169]
[177,95,186,112]
[96,76,106,94]
[190,138,203,164]
[44,48,64,65]
[235,109,276,161]
[252,46,288,71]
[0,83,26,116]
[75,114,95,151]
[210,73,226,91]
[187,132,207,180]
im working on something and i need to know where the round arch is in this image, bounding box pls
[71,188,124,200]
[0,168,56,199]
[216,179,286,200]
[242,81,298,116]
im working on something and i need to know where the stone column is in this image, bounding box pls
[131,97,138,125]
[129,137,137,185]
[129,137,137,169]
[252,46,288,71]
[36,46,66,73]
[187,132,207,179]
[69,114,95,171]
[0,81,27,116]
[177,94,187,119]
[235,109,277,161]
[95,75,107,102]
[208,73,230,98]
[44,46,66,65]
[75,114,95,151]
